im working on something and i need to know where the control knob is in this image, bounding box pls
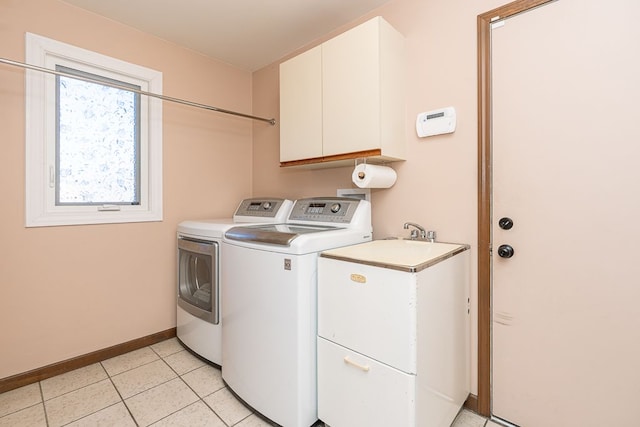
[262,202,272,210]
[330,203,341,213]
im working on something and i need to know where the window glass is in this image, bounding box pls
[56,66,141,206]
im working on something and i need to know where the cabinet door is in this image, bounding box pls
[279,45,323,162]
[322,18,381,157]
[318,257,417,373]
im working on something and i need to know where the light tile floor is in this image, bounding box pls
[0,338,491,427]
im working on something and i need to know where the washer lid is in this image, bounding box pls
[225,223,339,246]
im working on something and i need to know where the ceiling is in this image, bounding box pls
[61,0,391,71]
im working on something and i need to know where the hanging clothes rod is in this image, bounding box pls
[0,57,276,126]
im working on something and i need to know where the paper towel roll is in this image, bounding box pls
[351,164,397,188]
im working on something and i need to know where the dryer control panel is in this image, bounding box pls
[234,198,293,222]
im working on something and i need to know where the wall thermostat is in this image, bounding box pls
[416,107,456,137]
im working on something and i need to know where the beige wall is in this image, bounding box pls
[0,0,253,379]
[253,0,509,394]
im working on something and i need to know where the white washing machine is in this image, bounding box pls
[176,198,293,365]
[221,197,372,427]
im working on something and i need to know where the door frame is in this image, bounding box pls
[476,0,556,416]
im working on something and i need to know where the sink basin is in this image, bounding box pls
[321,239,470,272]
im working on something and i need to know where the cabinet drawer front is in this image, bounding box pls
[318,257,417,372]
[318,337,415,427]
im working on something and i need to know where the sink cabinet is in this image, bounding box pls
[279,16,406,168]
[317,240,470,427]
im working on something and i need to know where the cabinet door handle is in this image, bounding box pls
[343,356,370,372]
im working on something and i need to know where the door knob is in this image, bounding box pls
[498,217,514,230]
[497,244,515,258]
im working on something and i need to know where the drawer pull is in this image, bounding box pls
[343,356,370,372]
[350,273,366,283]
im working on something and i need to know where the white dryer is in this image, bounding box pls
[176,198,293,365]
[221,197,372,426]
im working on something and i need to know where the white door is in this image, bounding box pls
[492,1,640,426]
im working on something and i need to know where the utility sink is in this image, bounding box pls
[320,239,470,273]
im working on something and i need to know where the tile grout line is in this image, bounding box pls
[148,339,187,361]
[102,348,163,378]
[232,412,254,427]
[111,361,177,399]
[0,384,46,424]
[157,349,232,427]
[105,344,186,426]
[50,379,123,427]
[127,344,219,427]
[39,363,119,426]
[45,345,185,427]
[63,402,130,427]
[152,343,263,427]
[0,401,45,423]
[42,364,106,400]
[102,359,140,427]
[111,361,179,425]
[38,379,50,427]
[198,384,236,427]
[149,341,303,427]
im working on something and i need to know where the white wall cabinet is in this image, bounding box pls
[279,17,405,168]
[279,46,323,162]
[317,240,470,427]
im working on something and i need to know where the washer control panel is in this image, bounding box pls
[289,197,359,224]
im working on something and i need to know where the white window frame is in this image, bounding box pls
[25,33,163,227]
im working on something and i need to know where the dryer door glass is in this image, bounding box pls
[177,238,218,324]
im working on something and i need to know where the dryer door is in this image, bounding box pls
[177,237,219,324]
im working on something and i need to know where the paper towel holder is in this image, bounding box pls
[352,158,397,189]
[353,158,364,179]
[354,158,392,179]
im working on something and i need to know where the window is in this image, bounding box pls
[25,33,162,227]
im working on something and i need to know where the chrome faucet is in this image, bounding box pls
[403,222,436,242]
[403,222,426,240]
